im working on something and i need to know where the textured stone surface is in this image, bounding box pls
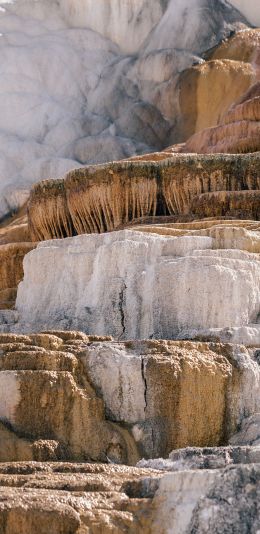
[0,207,35,310]
[177,59,254,143]
[27,153,260,240]
[230,414,260,446]
[152,464,260,534]
[0,460,257,534]
[14,227,260,344]
[139,446,260,471]
[183,81,260,154]
[0,332,142,465]
[0,461,160,534]
[0,0,249,220]
[0,333,258,461]
[191,190,260,220]
[0,4,258,532]
[81,340,260,456]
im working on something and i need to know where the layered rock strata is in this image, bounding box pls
[27,153,260,240]
[183,81,260,154]
[0,207,35,310]
[0,457,258,533]
[177,28,259,141]
[13,226,260,345]
[0,333,258,461]
[0,461,159,534]
[0,0,250,220]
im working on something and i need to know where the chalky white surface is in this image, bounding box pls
[0,0,251,218]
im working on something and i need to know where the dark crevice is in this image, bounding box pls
[118,283,126,339]
[141,357,148,412]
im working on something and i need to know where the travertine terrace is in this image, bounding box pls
[28,153,260,240]
[0,1,259,533]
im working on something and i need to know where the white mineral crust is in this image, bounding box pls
[0,0,253,219]
[15,229,260,343]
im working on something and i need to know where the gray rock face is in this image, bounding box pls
[152,463,260,534]
[138,446,260,471]
[188,464,260,534]
[230,414,260,446]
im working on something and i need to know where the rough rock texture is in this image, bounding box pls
[205,28,260,63]
[153,463,260,534]
[13,227,260,345]
[0,333,258,461]
[0,460,257,534]
[0,332,142,465]
[0,0,250,220]
[0,461,160,534]
[183,81,260,153]
[139,445,260,471]
[176,28,259,142]
[230,414,260,446]
[0,207,35,310]
[191,190,260,220]
[0,243,35,310]
[27,153,260,240]
[178,60,254,142]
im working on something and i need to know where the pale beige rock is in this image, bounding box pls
[0,462,159,534]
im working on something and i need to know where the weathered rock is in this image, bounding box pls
[177,58,255,142]
[191,190,260,220]
[0,334,144,465]
[0,243,36,310]
[81,340,260,456]
[14,228,260,345]
[0,460,258,534]
[0,0,250,221]
[27,153,260,240]
[0,333,258,460]
[0,462,159,534]
[176,28,260,143]
[187,464,260,534]
[182,81,260,154]
[0,460,257,534]
[139,446,260,471]
[204,28,260,63]
[0,207,35,310]
[230,414,260,446]
[0,207,29,246]
[152,464,260,534]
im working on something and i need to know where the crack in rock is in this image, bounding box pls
[141,357,148,412]
[118,282,127,339]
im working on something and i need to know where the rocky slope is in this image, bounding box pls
[0,459,258,534]
[27,153,260,240]
[0,2,259,533]
[183,80,260,153]
[0,208,35,310]
[0,0,253,220]
[176,28,259,142]
[11,226,259,344]
[0,333,259,461]
[0,332,258,532]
